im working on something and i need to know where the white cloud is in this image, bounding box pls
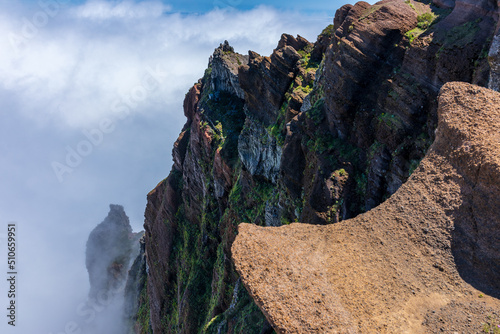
[73,0,171,20]
[0,1,330,128]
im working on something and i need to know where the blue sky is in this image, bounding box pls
[169,0,350,13]
[16,0,354,14]
[0,0,372,333]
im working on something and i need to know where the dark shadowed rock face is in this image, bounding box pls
[238,34,310,126]
[433,0,454,9]
[86,204,135,299]
[489,27,500,91]
[238,118,282,184]
[123,236,150,334]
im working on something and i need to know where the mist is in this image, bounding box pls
[0,0,351,333]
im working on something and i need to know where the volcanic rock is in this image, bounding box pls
[232,82,500,333]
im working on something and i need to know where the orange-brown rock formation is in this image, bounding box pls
[232,82,500,333]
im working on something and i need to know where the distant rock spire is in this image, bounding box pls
[85,204,134,299]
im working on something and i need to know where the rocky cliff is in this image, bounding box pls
[124,236,150,334]
[138,0,500,333]
[86,204,138,299]
[233,82,500,333]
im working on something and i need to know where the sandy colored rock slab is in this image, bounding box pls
[232,82,500,333]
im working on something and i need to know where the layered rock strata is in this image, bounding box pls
[232,82,500,333]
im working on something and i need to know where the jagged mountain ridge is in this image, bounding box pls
[134,0,500,333]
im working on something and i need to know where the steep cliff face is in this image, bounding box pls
[141,0,500,333]
[144,41,274,333]
[233,82,500,333]
[124,236,150,334]
[290,0,498,223]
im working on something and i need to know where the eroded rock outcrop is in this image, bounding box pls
[238,33,310,126]
[305,0,498,217]
[210,40,248,100]
[86,204,136,299]
[85,204,143,334]
[232,82,500,333]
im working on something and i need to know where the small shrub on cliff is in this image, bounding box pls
[335,168,347,177]
[416,13,435,30]
[135,284,151,332]
[408,159,420,176]
[269,122,285,146]
[306,98,325,125]
[405,0,416,11]
[268,99,287,146]
[377,112,402,130]
[320,24,334,37]
[405,12,438,43]
[405,29,421,44]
